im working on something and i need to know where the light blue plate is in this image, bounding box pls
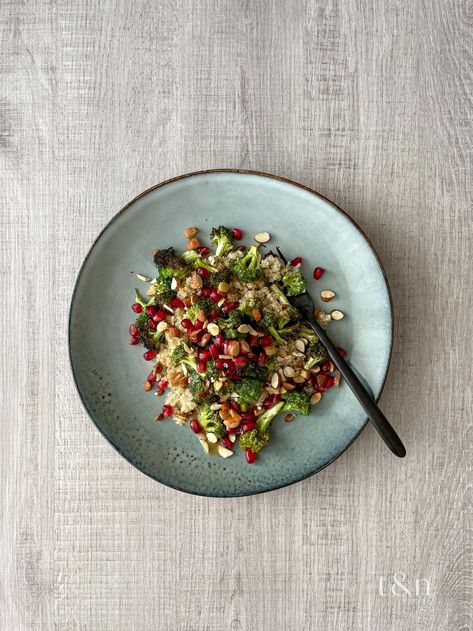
[69,170,393,496]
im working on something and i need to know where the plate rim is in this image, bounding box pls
[68,169,394,497]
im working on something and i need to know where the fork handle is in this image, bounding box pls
[306,316,406,458]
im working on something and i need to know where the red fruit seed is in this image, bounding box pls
[202,287,212,297]
[337,347,347,358]
[146,305,157,316]
[153,309,167,322]
[190,419,202,433]
[231,228,243,240]
[147,373,156,384]
[245,449,257,464]
[290,256,302,266]
[209,345,219,360]
[197,360,207,373]
[144,350,157,361]
[210,290,220,303]
[129,323,139,336]
[221,436,232,449]
[196,267,210,279]
[170,297,185,308]
[313,266,325,280]
[210,308,221,321]
[325,376,335,389]
[132,303,143,313]
[148,319,157,330]
[260,336,273,347]
[158,378,168,389]
[198,350,212,361]
[196,246,210,256]
[181,318,192,330]
[129,337,139,345]
[162,404,173,417]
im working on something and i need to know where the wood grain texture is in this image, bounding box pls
[1,0,471,629]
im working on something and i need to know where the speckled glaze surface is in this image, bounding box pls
[69,170,393,497]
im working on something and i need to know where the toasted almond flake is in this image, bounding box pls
[284,413,295,422]
[333,374,341,387]
[240,339,250,353]
[310,366,321,374]
[218,281,230,293]
[218,354,233,360]
[197,309,206,322]
[206,432,218,444]
[189,273,203,289]
[214,380,224,392]
[147,287,155,296]
[320,289,336,302]
[163,304,174,313]
[207,323,220,336]
[264,345,278,356]
[283,366,295,378]
[293,375,306,384]
[144,380,152,391]
[136,273,152,282]
[237,324,250,334]
[295,339,306,352]
[330,309,344,321]
[300,369,308,379]
[271,373,280,388]
[223,417,240,429]
[199,438,210,454]
[184,226,198,238]
[210,402,222,410]
[229,433,236,443]
[252,308,262,321]
[254,231,270,243]
[282,381,296,391]
[181,364,188,376]
[310,392,322,404]
[292,351,305,358]
[217,445,234,458]
[218,298,226,307]
[279,387,287,394]
[170,277,178,290]
[156,321,168,332]
[227,340,240,356]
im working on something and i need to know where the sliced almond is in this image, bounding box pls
[333,374,341,387]
[207,323,220,336]
[300,369,308,379]
[214,380,224,392]
[295,339,306,352]
[330,309,344,321]
[254,231,270,243]
[144,380,152,391]
[184,226,198,238]
[292,351,305,358]
[189,273,203,289]
[282,381,296,391]
[210,402,222,410]
[167,326,181,338]
[217,445,234,458]
[197,309,206,322]
[252,307,262,321]
[320,290,336,302]
[237,324,250,334]
[206,432,218,444]
[218,281,229,293]
[310,392,322,405]
[264,345,278,356]
[271,373,280,388]
[283,366,296,378]
[136,273,152,282]
[156,321,168,333]
[247,325,262,336]
[147,286,156,296]
[293,375,306,384]
[170,277,178,290]
[163,304,174,313]
[229,433,236,443]
[240,339,251,354]
[227,340,240,356]
[199,333,211,347]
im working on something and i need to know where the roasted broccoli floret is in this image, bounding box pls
[262,310,298,344]
[188,369,205,399]
[234,378,263,407]
[198,403,226,438]
[239,361,269,381]
[153,247,188,278]
[239,428,270,453]
[269,284,301,321]
[153,276,175,302]
[299,324,328,369]
[217,309,243,339]
[134,288,153,308]
[210,226,234,256]
[186,299,212,324]
[208,268,232,288]
[281,268,307,296]
[180,250,218,273]
[231,245,262,282]
[280,390,311,416]
[134,311,165,350]
[171,343,198,371]
[240,297,262,320]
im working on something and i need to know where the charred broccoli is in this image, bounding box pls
[171,343,198,372]
[134,311,165,350]
[210,226,234,256]
[231,245,262,282]
[181,250,218,273]
[281,268,307,296]
[234,378,264,407]
[198,403,226,438]
[153,276,175,302]
[299,324,328,369]
[217,309,242,339]
[186,299,212,324]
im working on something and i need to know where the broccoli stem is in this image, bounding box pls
[256,401,284,433]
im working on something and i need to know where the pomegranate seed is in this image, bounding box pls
[315,383,326,393]
[313,266,325,280]
[132,303,143,313]
[210,308,220,321]
[147,373,156,384]
[196,246,210,256]
[290,256,302,266]
[190,419,202,433]
[222,301,239,313]
[198,350,212,361]
[146,305,157,316]
[325,376,335,389]
[214,334,224,348]
[181,318,192,330]
[257,353,268,366]
[322,360,332,373]
[197,360,207,373]
[231,228,243,240]
[233,356,248,367]
[129,337,139,345]
[129,323,138,336]
[202,287,212,297]
[158,378,168,389]
[221,436,232,450]
[260,336,273,347]
[144,350,157,361]
[230,400,241,412]
[162,404,173,417]
[193,319,204,330]
[210,290,220,303]
[241,411,256,422]
[263,398,275,409]
[317,373,328,387]
[337,347,347,358]
[223,359,234,370]
[209,345,219,360]
[215,358,225,370]
[242,420,256,433]
[248,335,259,347]
[197,267,210,279]
[148,318,157,330]
[153,309,167,322]
[170,297,184,308]
[227,427,238,434]
[245,449,257,464]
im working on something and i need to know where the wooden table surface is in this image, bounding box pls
[1,1,471,629]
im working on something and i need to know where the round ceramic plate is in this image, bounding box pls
[69,170,392,497]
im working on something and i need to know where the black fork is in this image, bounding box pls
[276,247,406,458]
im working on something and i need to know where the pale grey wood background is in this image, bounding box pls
[1,1,471,629]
